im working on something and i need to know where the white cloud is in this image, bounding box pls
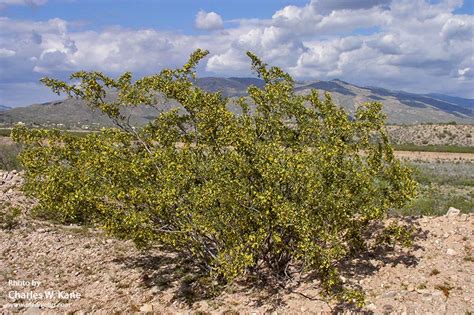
[207,48,249,72]
[1,0,474,106]
[458,67,473,80]
[0,0,47,8]
[195,10,224,30]
[0,48,15,57]
[366,34,401,55]
[310,0,392,14]
[440,17,473,41]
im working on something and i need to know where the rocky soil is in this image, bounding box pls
[1,170,473,314]
[387,124,474,147]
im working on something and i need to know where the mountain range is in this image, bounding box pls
[0,78,472,128]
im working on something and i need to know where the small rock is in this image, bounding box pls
[366,303,376,311]
[106,239,113,244]
[422,294,433,301]
[383,291,397,298]
[446,207,461,217]
[416,289,430,294]
[446,248,457,256]
[23,307,41,314]
[407,284,415,292]
[383,305,394,312]
[370,259,380,267]
[140,304,153,313]
[37,228,47,233]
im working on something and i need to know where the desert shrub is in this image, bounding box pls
[0,143,22,171]
[13,49,417,306]
[0,128,12,137]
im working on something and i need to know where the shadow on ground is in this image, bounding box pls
[113,217,430,314]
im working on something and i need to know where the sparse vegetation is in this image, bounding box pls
[0,202,21,230]
[0,143,22,171]
[0,128,12,137]
[393,144,474,153]
[435,282,453,298]
[395,161,473,216]
[1,127,93,138]
[417,283,427,289]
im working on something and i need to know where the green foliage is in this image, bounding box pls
[0,128,12,137]
[13,49,418,305]
[376,222,414,248]
[398,185,473,216]
[394,161,473,216]
[0,202,21,230]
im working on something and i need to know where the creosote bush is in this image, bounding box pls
[13,49,417,306]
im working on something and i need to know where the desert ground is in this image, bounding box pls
[394,151,474,162]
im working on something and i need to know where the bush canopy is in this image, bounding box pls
[13,49,417,306]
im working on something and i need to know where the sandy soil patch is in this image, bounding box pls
[394,151,474,162]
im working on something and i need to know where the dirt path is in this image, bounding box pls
[394,151,474,162]
[1,170,473,314]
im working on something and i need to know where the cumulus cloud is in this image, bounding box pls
[310,0,392,14]
[207,48,249,72]
[195,10,224,30]
[0,48,16,57]
[440,17,473,41]
[1,0,474,107]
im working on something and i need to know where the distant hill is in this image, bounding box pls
[0,78,473,128]
[0,105,11,111]
[193,77,265,96]
[425,93,473,110]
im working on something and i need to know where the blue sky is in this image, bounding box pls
[3,1,310,34]
[0,0,473,107]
